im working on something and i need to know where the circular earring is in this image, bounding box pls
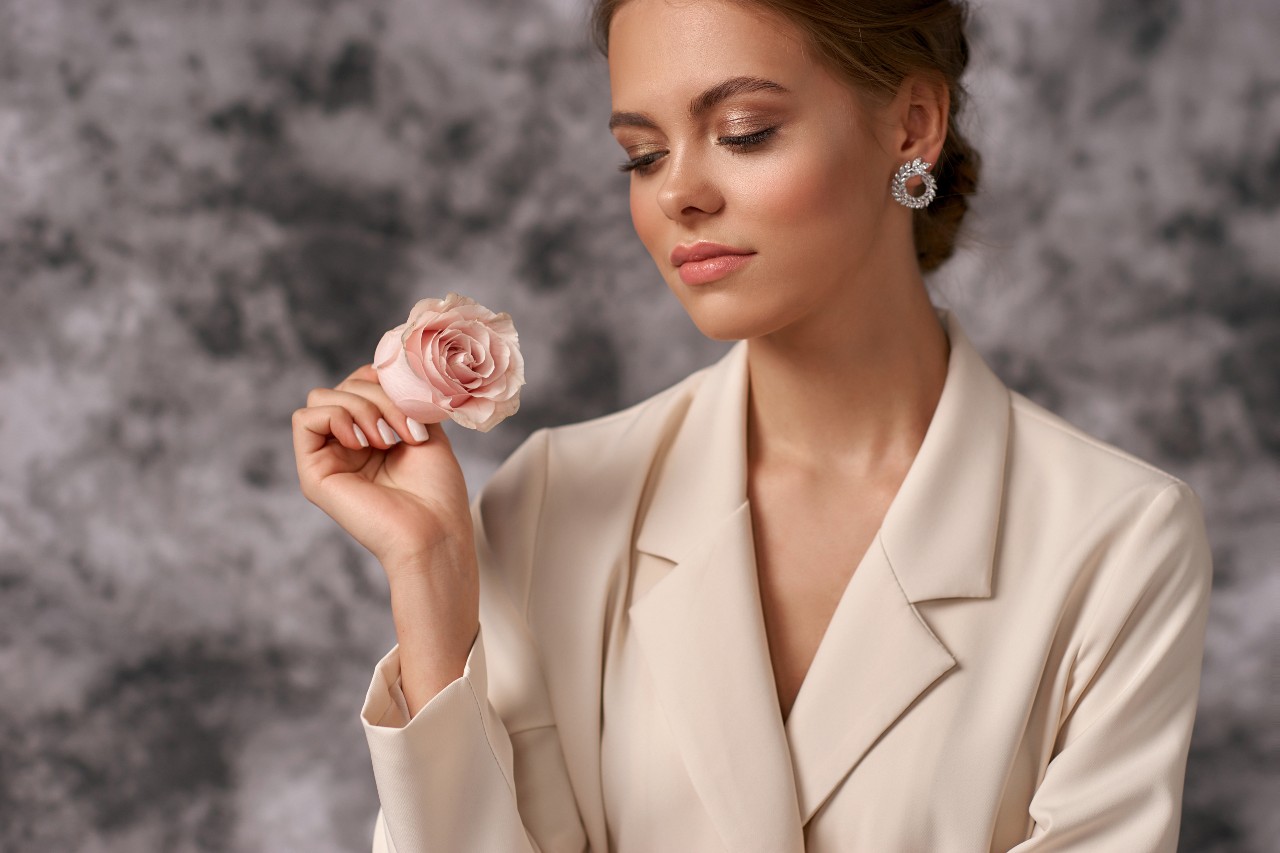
[891,157,937,209]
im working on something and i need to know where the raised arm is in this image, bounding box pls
[293,369,587,852]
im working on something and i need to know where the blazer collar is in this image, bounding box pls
[629,306,1012,840]
[634,305,1010,604]
[632,328,751,566]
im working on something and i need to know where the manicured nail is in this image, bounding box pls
[352,423,369,448]
[376,418,400,445]
[406,418,429,442]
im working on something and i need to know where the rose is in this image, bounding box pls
[373,292,525,433]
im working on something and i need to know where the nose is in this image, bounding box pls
[656,148,724,222]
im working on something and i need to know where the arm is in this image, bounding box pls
[1009,481,1214,851]
[360,429,588,853]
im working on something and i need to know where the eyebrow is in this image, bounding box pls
[608,75,790,131]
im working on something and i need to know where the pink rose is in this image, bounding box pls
[373,292,525,433]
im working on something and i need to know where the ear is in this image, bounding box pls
[893,73,949,166]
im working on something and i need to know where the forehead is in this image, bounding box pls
[606,0,815,105]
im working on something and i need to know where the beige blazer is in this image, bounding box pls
[360,306,1213,852]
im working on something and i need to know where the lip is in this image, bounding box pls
[670,241,754,267]
[670,241,756,286]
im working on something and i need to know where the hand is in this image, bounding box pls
[291,364,477,584]
[294,363,480,705]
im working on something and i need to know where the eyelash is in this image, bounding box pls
[618,126,780,176]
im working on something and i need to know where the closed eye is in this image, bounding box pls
[618,125,780,176]
[618,151,664,174]
[717,126,779,149]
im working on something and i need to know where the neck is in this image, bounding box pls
[745,276,950,476]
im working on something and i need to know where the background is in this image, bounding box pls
[1,0,1276,850]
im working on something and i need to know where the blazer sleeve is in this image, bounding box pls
[1009,481,1214,852]
[359,428,589,853]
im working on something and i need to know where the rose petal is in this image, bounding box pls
[374,325,406,369]
[487,334,509,377]
[467,330,497,379]
[450,396,497,430]
[375,346,454,423]
[485,311,516,338]
[404,327,432,376]
[506,344,526,385]
[397,396,453,424]
[405,296,449,329]
[427,338,468,394]
[440,329,489,389]
[459,392,520,432]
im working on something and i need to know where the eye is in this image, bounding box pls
[616,124,780,177]
[619,150,665,176]
[717,125,779,150]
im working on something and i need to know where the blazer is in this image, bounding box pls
[359,306,1213,852]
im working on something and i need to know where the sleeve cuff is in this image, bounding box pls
[361,626,486,729]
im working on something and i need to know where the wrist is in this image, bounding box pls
[380,531,477,583]
[388,583,478,715]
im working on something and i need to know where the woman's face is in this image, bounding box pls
[607,0,912,341]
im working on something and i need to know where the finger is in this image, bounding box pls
[329,378,435,447]
[292,404,371,457]
[306,385,409,449]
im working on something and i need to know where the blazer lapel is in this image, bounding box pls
[632,504,806,853]
[631,340,806,853]
[784,307,1012,823]
[628,307,1012,837]
[782,537,959,823]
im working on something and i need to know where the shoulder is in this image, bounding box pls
[1002,388,1211,601]
[469,359,717,607]
[475,359,713,518]
[1008,389,1183,489]
[942,306,1204,552]
[1002,396,1216,736]
[1005,387,1203,515]
[535,359,715,478]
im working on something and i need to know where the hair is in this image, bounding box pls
[589,0,981,273]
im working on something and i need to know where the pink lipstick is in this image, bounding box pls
[670,241,756,286]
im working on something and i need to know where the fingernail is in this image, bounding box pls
[406,418,429,442]
[376,418,400,445]
[352,423,369,448]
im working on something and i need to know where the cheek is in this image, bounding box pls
[735,147,870,240]
[629,183,665,256]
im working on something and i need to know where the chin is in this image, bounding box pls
[669,285,788,342]
[688,319,748,342]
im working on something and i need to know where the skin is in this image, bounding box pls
[292,0,952,720]
[608,0,951,719]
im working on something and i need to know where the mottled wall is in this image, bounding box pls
[0,0,1275,850]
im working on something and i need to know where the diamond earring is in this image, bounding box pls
[891,157,937,209]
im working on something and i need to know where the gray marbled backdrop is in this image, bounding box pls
[0,0,1276,850]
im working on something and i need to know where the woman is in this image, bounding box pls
[291,1,1213,850]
